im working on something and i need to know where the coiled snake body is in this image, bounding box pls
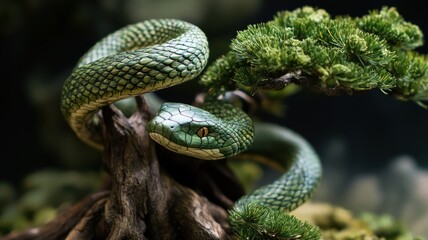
[61,19,321,216]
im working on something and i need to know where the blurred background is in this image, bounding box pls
[0,0,427,237]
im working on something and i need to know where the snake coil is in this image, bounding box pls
[61,18,322,226]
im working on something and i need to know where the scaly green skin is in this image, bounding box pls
[60,18,322,234]
[234,122,322,212]
[148,100,255,160]
[60,19,209,149]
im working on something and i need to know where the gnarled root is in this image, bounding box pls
[2,96,244,240]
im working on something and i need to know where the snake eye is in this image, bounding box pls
[196,127,209,138]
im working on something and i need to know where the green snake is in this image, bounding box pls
[60,18,321,216]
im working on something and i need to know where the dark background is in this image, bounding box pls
[1,0,427,235]
[2,0,427,179]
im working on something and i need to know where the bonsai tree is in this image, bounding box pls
[2,6,426,240]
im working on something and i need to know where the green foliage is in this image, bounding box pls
[359,212,424,240]
[229,203,321,240]
[0,170,103,236]
[200,6,428,105]
[357,7,423,50]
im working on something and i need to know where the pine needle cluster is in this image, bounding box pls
[203,6,428,239]
[200,6,428,105]
[229,203,321,240]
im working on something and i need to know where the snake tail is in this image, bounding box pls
[60,19,209,149]
[233,122,322,212]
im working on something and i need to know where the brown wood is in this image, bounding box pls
[1,96,244,240]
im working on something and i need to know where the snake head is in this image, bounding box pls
[148,102,251,160]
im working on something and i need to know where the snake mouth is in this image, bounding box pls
[149,132,224,160]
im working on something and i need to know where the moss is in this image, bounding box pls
[290,202,424,240]
[200,6,428,106]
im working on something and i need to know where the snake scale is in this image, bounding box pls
[60,19,322,217]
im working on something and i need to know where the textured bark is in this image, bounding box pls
[1,96,244,240]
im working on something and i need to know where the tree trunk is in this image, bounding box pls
[2,96,244,240]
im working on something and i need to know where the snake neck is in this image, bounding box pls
[201,100,255,157]
[233,122,322,212]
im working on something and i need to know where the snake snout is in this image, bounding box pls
[148,116,180,135]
